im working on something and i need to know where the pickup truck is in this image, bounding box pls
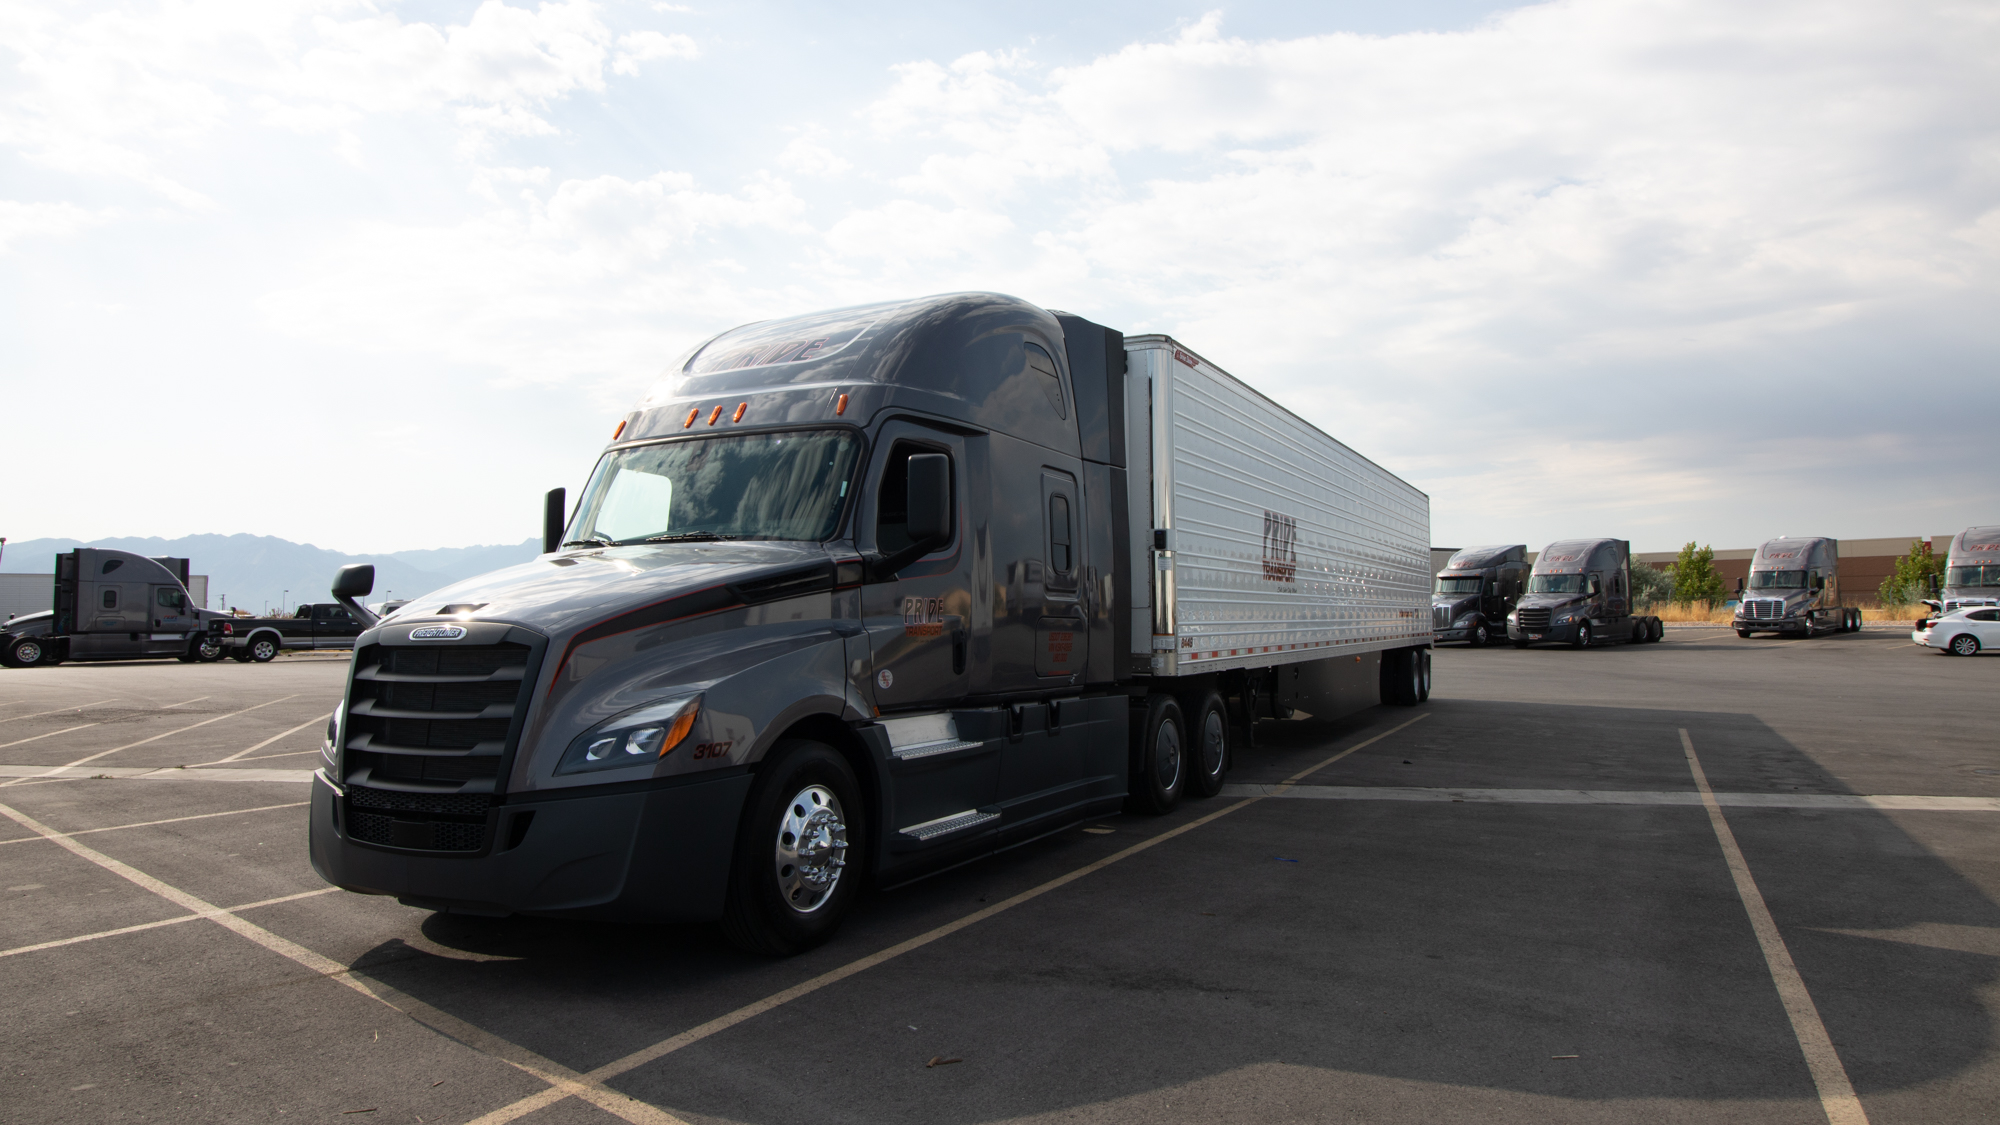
[210,603,364,661]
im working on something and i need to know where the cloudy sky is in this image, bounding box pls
[4,0,1995,556]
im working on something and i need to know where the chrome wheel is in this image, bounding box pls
[774,784,848,914]
[1152,714,1183,792]
[12,640,43,666]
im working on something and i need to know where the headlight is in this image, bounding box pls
[556,694,702,776]
[322,710,340,769]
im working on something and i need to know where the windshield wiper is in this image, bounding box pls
[562,536,615,548]
[635,531,744,544]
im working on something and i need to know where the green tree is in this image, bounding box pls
[1670,542,1726,607]
[1877,539,1945,606]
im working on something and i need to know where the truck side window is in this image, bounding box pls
[102,589,119,609]
[1587,575,1601,597]
[1050,495,1073,575]
[156,589,184,610]
[876,442,953,557]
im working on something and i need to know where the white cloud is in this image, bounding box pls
[612,29,699,75]
[0,200,116,253]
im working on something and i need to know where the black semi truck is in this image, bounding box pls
[1507,538,1663,648]
[307,293,1434,955]
[1431,544,1527,646]
[0,549,226,667]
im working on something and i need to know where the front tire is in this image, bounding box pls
[1571,621,1592,649]
[1737,629,1753,639]
[1183,691,1229,800]
[1127,694,1186,815]
[6,638,46,667]
[721,740,862,956]
[1468,620,1489,647]
[1949,633,1981,657]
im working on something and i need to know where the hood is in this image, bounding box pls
[1431,594,1478,614]
[1517,593,1589,611]
[380,540,838,639]
[4,610,53,635]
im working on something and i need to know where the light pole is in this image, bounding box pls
[282,590,289,615]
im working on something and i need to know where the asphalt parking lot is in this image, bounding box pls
[1,629,1995,1124]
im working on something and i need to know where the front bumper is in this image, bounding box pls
[308,769,752,922]
[1734,615,1805,631]
[1507,619,1583,645]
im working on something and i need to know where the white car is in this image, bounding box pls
[1914,607,2000,655]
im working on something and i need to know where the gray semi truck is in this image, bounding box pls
[1507,538,1663,648]
[1431,544,1527,646]
[307,292,1433,955]
[1733,536,1861,637]
[0,549,227,667]
[1935,525,2000,613]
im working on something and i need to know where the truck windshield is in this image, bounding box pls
[569,430,862,545]
[1748,570,1806,589]
[1435,576,1482,594]
[1527,574,1586,594]
[1948,565,2000,587]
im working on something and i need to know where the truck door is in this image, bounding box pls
[149,586,195,653]
[861,424,973,709]
[313,604,359,647]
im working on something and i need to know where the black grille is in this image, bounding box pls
[347,810,487,852]
[349,786,493,816]
[342,640,535,805]
[1517,608,1551,630]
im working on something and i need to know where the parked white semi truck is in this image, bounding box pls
[1733,536,1861,638]
[308,293,1433,954]
[1936,526,2000,613]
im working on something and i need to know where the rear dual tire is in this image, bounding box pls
[1382,648,1430,706]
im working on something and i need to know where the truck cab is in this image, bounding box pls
[1431,544,1526,646]
[1508,538,1662,648]
[1734,536,1857,637]
[2,549,225,667]
[1937,526,2000,613]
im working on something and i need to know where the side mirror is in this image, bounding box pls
[331,564,381,630]
[543,487,567,554]
[906,455,951,545]
[1735,577,1744,594]
[332,565,375,599]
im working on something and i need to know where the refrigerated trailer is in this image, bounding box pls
[1507,538,1662,648]
[1734,537,1861,637]
[308,293,1432,954]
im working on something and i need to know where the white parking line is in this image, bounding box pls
[0,695,299,788]
[465,713,1434,1125]
[161,696,210,709]
[0,888,338,960]
[0,798,686,1125]
[196,715,327,765]
[1683,729,1869,1125]
[1220,784,2000,811]
[0,724,100,750]
[0,700,118,725]
[0,764,314,783]
[0,801,306,848]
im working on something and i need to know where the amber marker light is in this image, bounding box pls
[835,393,849,416]
[707,405,723,425]
[612,419,626,440]
[732,402,747,423]
[683,408,699,428]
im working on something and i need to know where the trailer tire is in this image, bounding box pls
[1417,648,1432,702]
[720,739,862,957]
[1382,648,1422,706]
[1126,695,1186,816]
[1183,691,1229,800]
[1468,620,1489,647]
[247,636,280,662]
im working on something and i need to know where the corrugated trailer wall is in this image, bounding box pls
[1124,336,1431,677]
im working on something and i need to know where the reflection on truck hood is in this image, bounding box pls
[382,541,836,637]
[3,610,53,635]
[1431,595,1476,615]
[1515,594,1586,611]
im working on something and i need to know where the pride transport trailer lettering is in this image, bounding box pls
[1734,537,1861,637]
[1431,544,1527,646]
[1507,539,1662,648]
[307,293,1433,955]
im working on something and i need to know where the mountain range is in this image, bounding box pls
[0,534,541,615]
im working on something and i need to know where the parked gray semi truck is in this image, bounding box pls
[307,292,1433,954]
[1935,526,2000,613]
[1506,538,1662,648]
[0,549,226,667]
[1431,544,1527,646]
[1733,536,1861,637]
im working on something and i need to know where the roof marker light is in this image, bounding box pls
[732,402,746,423]
[683,408,699,429]
[708,405,723,426]
[835,393,848,416]
[612,419,626,440]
